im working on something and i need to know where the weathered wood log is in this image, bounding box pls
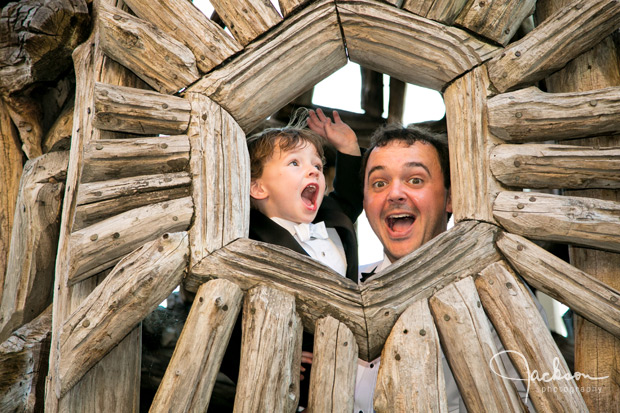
[122,0,241,73]
[150,279,243,413]
[188,238,367,355]
[234,285,302,413]
[387,77,406,124]
[454,0,535,46]
[0,151,68,343]
[486,0,620,92]
[490,143,620,189]
[3,95,43,159]
[187,93,249,266]
[93,82,191,135]
[494,191,620,253]
[402,0,468,25]
[338,0,498,91]
[42,97,74,153]
[0,305,51,413]
[188,0,346,132]
[209,0,281,46]
[68,196,193,284]
[429,277,526,412]
[445,66,503,223]
[57,231,188,397]
[487,86,620,143]
[307,316,358,413]
[476,261,588,412]
[374,299,447,413]
[98,2,199,94]
[496,232,620,339]
[278,0,307,16]
[361,221,502,360]
[361,68,384,119]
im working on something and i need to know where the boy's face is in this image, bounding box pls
[251,141,326,224]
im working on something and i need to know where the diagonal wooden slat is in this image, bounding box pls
[402,0,468,25]
[209,0,281,46]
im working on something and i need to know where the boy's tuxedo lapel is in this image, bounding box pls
[249,209,309,257]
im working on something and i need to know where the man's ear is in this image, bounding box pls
[446,189,453,213]
[250,179,268,200]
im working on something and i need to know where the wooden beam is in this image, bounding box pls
[187,0,346,132]
[361,68,384,118]
[487,86,620,143]
[98,2,199,94]
[43,98,73,153]
[486,0,620,92]
[490,143,620,189]
[150,279,243,412]
[209,0,281,46]
[476,261,588,412]
[374,299,447,412]
[122,0,241,73]
[57,232,189,397]
[278,0,307,17]
[402,0,468,25]
[494,191,620,253]
[93,82,191,135]
[430,277,526,412]
[338,0,498,91]
[387,77,406,124]
[496,232,620,339]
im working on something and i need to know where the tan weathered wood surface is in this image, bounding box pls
[150,279,242,413]
[307,316,357,412]
[93,82,191,135]
[402,0,468,25]
[339,0,498,91]
[497,232,620,339]
[476,261,588,412]
[487,0,620,92]
[122,0,241,73]
[374,299,447,413]
[209,0,281,46]
[278,0,307,16]
[490,143,620,189]
[234,285,302,413]
[430,277,526,412]
[43,99,73,153]
[487,86,620,142]
[494,191,620,253]
[98,2,199,94]
[188,0,346,132]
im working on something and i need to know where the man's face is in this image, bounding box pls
[363,140,452,262]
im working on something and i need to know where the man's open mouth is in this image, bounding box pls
[301,183,319,209]
[386,213,416,232]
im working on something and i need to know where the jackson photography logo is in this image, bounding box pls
[489,350,608,402]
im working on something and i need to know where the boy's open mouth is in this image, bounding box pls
[301,183,319,209]
[386,213,416,233]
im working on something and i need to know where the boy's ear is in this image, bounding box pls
[250,179,268,200]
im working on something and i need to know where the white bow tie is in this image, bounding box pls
[294,221,329,242]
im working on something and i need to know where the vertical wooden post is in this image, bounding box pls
[361,67,384,118]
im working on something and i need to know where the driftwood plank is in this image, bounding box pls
[374,299,447,413]
[476,261,588,412]
[122,0,241,73]
[455,0,535,45]
[486,0,620,92]
[57,232,189,397]
[68,197,193,284]
[234,285,302,413]
[494,191,620,253]
[209,0,281,46]
[490,143,620,189]
[338,0,498,91]
[361,221,501,360]
[487,86,620,142]
[307,316,358,412]
[496,232,620,339]
[0,152,68,343]
[429,277,526,412]
[188,0,346,132]
[187,94,249,266]
[80,136,190,183]
[402,0,468,25]
[150,279,243,413]
[93,82,191,135]
[278,0,307,16]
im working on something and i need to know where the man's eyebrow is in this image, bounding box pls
[405,161,431,176]
[366,165,384,180]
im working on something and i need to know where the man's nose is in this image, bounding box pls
[387,181,406,202]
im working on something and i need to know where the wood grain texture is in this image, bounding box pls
[150,279,243,413]
[43,98,73,153]
[307,316,358,413]
[494,191,620,253]
[122,0,241,73]
[58,232,189,397]
[187,0,346,132]
[374,299,447,413]
[430,277,526,413]
[339,0,498,91]
[98,2,199,94]
[278,0,308,16]
[402,0,469,25]
[486,0,620,92]
[490,143,620,189]
[487,86,620,142]
[209,0,281,46]
[234,285,302,413]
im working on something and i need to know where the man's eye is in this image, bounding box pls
[372,181,386,188]
[408,177,422,185]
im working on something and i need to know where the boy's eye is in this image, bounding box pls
[289,160,299,166]
[314,164,323,171]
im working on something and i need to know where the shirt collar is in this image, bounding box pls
[270,216,298,236]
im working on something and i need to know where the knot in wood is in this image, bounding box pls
[515,51,521,57]
[82,319,90,328]
[113,232,120,239]
[529,197,537,202]
[95,143,103,150]
[517,244,524,251]
[505,282,513,289]
[343,341,348,347]
[514,160,521,167]
[394,353,401,361]
[90,234,98,241]
[419,329,426,336]
[443,314,450,321]
[517,203,525,209]
[515,112,522,118]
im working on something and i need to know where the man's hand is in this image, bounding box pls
[300,350,314,381]
[308,108,361,156]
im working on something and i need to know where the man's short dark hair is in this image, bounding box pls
[361,124,450,190]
